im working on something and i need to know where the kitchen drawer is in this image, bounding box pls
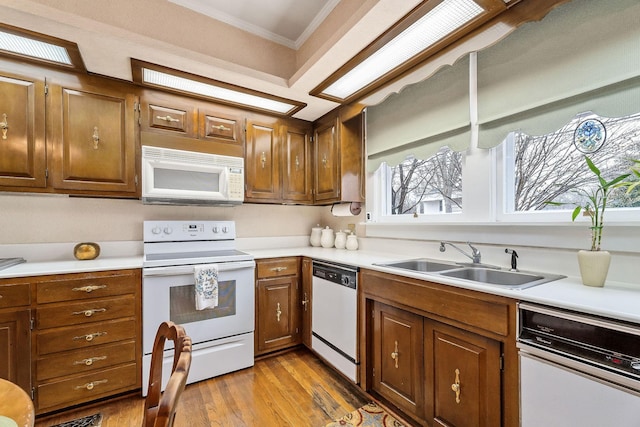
[37,340,136,381]
[200,112,240,143]
[36,362,137,412]
[0,283,30,308]
[36,269,139,303]
[257,257,299,279]
[37,318,136,355]
[36,295,135,329]
[148,104,190,133]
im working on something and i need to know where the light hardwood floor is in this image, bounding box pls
[35,348,371,427]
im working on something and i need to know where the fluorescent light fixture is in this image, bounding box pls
[312,0,496,102]
[132,59,305,116]
[0,24,85,71]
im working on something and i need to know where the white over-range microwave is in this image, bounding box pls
[141,145,244,206]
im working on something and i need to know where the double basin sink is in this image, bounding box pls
[374,258,565,290]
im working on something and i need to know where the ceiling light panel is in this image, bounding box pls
[132,59,305,116]
[0,31,72,64]
[318,0,485,100]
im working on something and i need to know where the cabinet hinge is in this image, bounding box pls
[295,327,299,334]
[499,354,504,371]
[372,367,375,378]
[44,84,48,95]
[310,136,314,143]
[31,387,35,400]
[30,317,35,330]
[45,168,49,179]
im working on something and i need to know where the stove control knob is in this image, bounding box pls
[163,227,173,235]
[222,226,229,233]
[631,360,640,370]
[212,226,219,233]
[151,226,162,235]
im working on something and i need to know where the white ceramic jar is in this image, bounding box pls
[310,225,322,247]
[346,233,358,251]
[334,230,347,249]
[320,226,335,248]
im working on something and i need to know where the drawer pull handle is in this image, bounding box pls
[270,267,287,272]
[276,302,282,322]
[74,379,108,391]
[73,331,107,342]
[71,285,107,293]
[73,356,107,366]
[157,115,180,123]
[1,113,8,139]
[211,124,231,131]
[391,340,399,369]
[72,308,107,317]
[451,368,461,404]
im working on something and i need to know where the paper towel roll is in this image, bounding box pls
[331,202,361,217]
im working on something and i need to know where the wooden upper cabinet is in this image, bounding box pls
[245,119,280,201]
[282,124,312,203]
[0,71,46,189]
[47,79,138,195]
[314,118,340,203]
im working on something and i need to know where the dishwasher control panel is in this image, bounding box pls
[312,261,357,289]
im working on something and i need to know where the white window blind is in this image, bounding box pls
[366,54,471,172]
[477,0,640,149]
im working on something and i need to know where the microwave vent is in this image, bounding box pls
[142,145,243,168]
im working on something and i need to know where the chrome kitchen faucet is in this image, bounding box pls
[439,241,482,264]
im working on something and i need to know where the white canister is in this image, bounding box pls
[346,233,359,251]
[334,230,347,249]
[320,226,335,248]
[310,225,322,247]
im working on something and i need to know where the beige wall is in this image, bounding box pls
[0,194,336,244]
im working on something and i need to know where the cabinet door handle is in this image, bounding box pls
[301,292,309,311]
[0,113,8,139]
[74,379,108,391]
[156,115,180,123]
[390,340,399,368]
[451,368,461,403]
[73,331,107,342]
[71,285,107,293]
[73,355,107,366]
[72,308,107,317]
[261,151,267,168]
[92,126,100,149]
[212,124,231,131]
[322,154,328,168]
[276,302,282,322]
[295,155,300,171]
[270,266,287,272]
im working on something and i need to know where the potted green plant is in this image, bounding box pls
[548,156,634,287]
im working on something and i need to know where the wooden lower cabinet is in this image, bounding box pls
[361,268,518,427]
[33,269,141,414]
[0,309,31,394]
[255,257,301,355]
[426,322,501,427]
[301,258,312,348]
[372,302,424,420]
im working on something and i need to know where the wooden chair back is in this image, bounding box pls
[143,321,192,427]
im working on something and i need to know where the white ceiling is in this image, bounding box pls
[168,0,341,49]
[0,0,497,121]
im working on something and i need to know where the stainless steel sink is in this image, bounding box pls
[374,258,460,273]
[374,258,565,290]
[439,268,565,290]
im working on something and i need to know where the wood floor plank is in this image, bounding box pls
[34,348,369,427]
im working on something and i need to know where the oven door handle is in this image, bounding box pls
[143,260,255,277]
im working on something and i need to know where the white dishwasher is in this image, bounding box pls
[311,260,358,383]
[518,303,640,427]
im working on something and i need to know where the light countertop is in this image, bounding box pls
[1,245,639,324]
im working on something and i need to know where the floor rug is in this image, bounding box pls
[325,402,405,427]
[50,413,102,427]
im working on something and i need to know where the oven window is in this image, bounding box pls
[169,280,236,324]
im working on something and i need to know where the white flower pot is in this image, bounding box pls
[577,250,611,287]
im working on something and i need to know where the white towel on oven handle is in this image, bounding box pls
[194,264,219,310]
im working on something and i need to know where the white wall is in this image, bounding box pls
[0,193,326,244]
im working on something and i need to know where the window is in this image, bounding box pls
[503,111,640,214]
[384,146,463,216]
